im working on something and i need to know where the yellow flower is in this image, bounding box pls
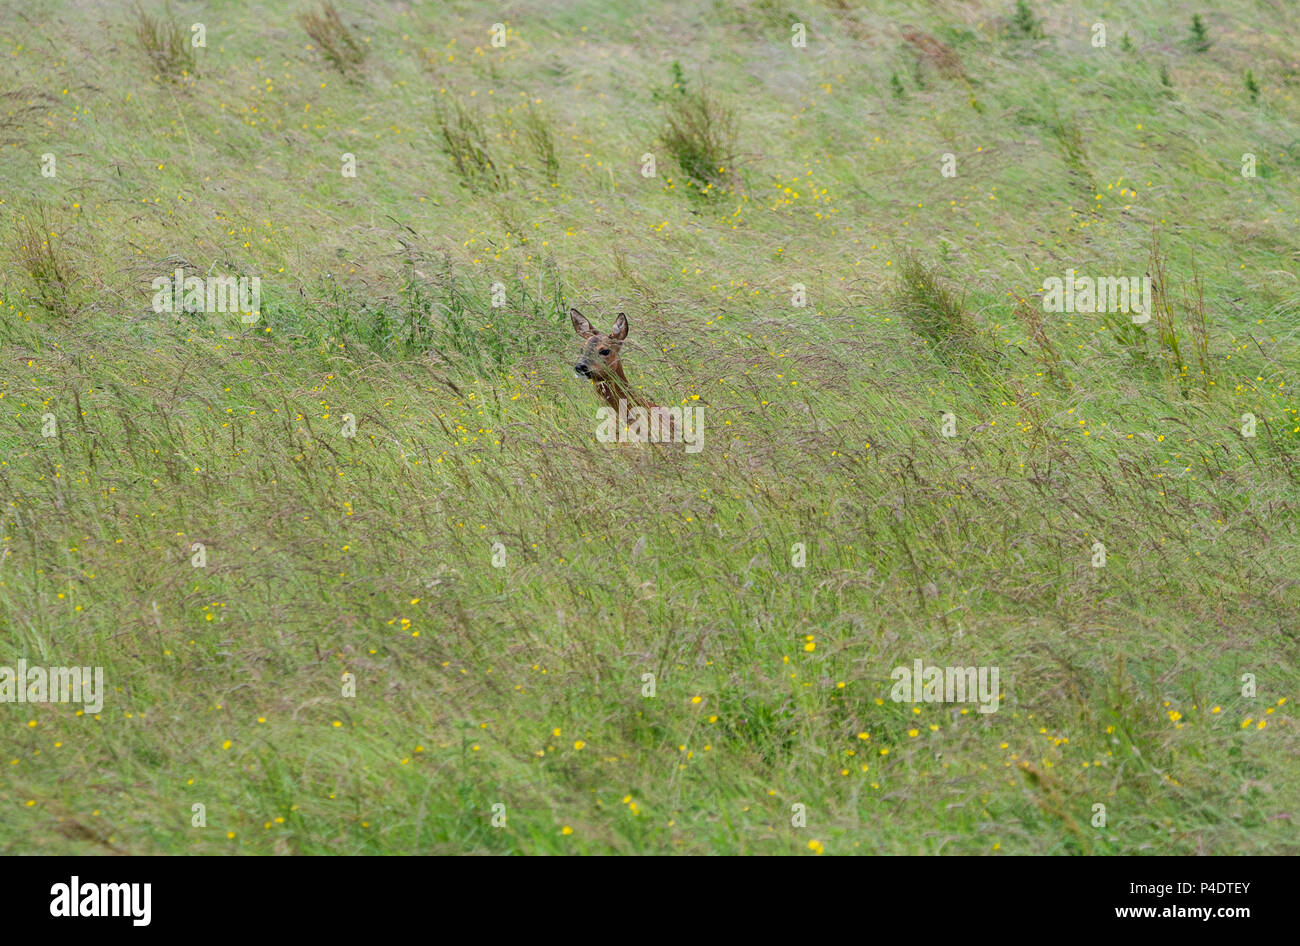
[561,825,573,835]
[807,839,824,855]
[573,740,586,750]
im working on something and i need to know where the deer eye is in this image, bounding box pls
[599,348,610,356]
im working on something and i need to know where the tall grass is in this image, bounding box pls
[658,71,737,194]
[1012,293,1068,387]
[11,208,77,318]
[890,251,987,364]
[298,2,366,77]
[518,107,560,186]
[132,4,195,80]
[1052,119,1092,187]
[436,95,506,192]
[1,0,1297,857]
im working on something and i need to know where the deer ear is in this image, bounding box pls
[570,308,595,338]
[609,313,628,341]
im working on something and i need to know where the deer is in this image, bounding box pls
[571,307,693,449]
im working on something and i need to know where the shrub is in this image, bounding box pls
[1009,0,1045,39]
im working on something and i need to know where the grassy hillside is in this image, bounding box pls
[1,0,1297,854]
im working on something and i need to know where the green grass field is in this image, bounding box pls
[1,0,1297,855]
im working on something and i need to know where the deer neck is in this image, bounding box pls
[593,363,652,412]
